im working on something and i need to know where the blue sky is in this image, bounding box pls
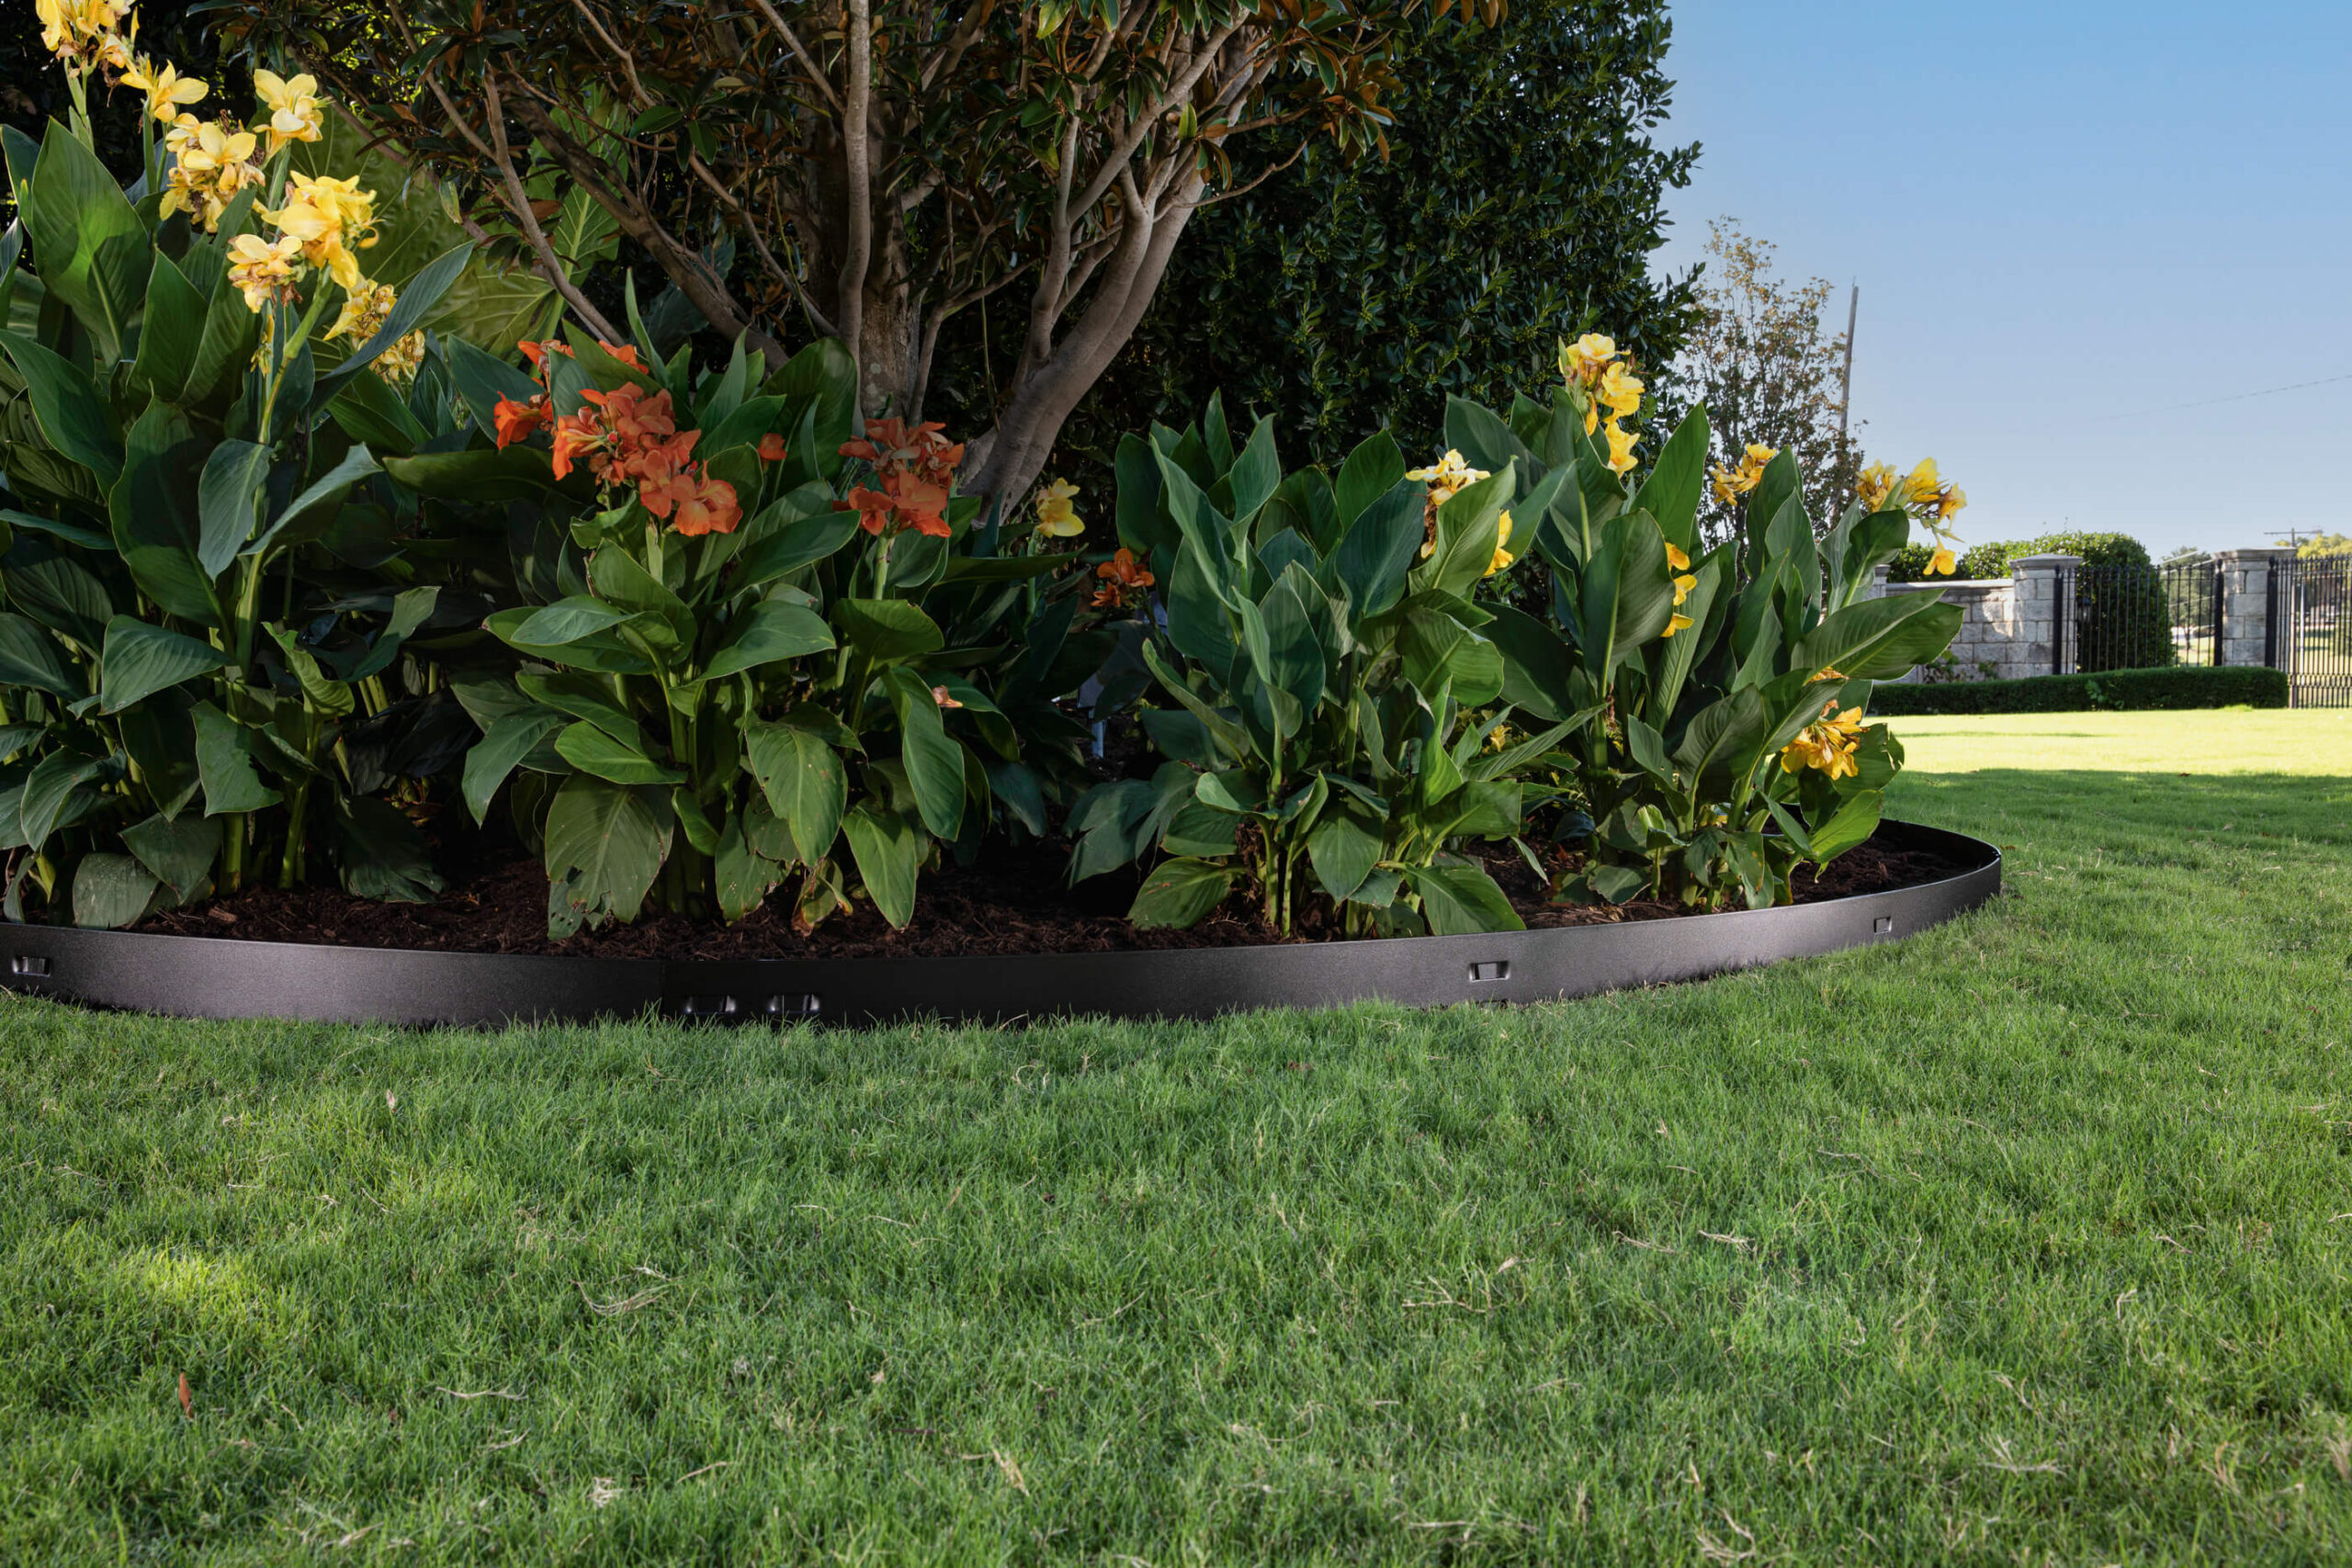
[1651,1,2352,557]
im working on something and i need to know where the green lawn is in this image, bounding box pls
[5,713,2350,1564]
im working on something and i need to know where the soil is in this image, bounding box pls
[138,829,1975,962]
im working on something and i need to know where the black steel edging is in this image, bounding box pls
[0,821,1999,1030]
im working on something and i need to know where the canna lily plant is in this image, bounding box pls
[1066,395,1561,938]
[423,321,1098,937]
[1457,336,1966,908]
[0,9,487,925]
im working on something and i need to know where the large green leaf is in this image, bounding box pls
[509,595,637,647]
[462,707,569,823]
[1306,801,1384,902]
[1792,592,1963,682]
[841,801,921,929]
[544,774,672,926]
[134,254,207,401]
[1419,466,1514,600]
[1410,859,1525,934]
[1443,394,1534,476]
[108,401,216,624]
[192,701,283,815]
[2,545,110,652]
[98,616,232,713]
[1333,429,1407,529]
[1670,687,1768,801]
[1808,788,1883,864]
[763,338,859,477]
[20,748,111,854]
[22,123,149,361]
[382,446,568,502]
[1627,405,1710,556]
[831,597,944,661]
[254,445,381,558]
[197,440,271,577]
[1330,479,1423,620]
[747,719,846,863]
[121,810,222,899]
[713,811,784,923]
[886,667,967,840]
[1579,509,1676,680]
[554,720,684,785]
[1127,856,1234,930]
[178,275,263,408]
[73,852,159,930]
[702,599,835,682]
[0,611,79,701]
[0,329,122,483]
[328,795,444,903]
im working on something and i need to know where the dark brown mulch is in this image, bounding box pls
[138,829,1974,961]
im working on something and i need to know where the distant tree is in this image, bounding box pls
[1678,219,1860,543]
[950,0,1701,470]
[2276,531,2352,557]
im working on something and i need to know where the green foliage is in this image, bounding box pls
[994,2,1699,468]
[1870,664,2288,716]
[1894,530,2176,674]
[1068,393,1549,937]
[1091,365,1960,930]
[0,103,487,925]
[454,334,1102,937]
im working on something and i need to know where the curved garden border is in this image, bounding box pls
[0,822,1998,1030]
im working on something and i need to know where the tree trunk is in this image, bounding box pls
[963,174,1204,508]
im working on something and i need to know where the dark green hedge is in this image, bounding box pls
[1871,665,2288,716]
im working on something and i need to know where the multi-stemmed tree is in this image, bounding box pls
[231,0,1475,504]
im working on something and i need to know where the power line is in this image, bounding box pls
[2090,370,2352,423]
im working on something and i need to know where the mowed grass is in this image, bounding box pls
[4,714,2350,1564]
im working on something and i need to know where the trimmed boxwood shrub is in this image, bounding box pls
[1870,665,2287,716]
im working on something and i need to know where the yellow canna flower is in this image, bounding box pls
[160,117,262,230]
[1661,611,1693,639]
[264,173,380,290]
[1710,444,1773,508]
[1034,477,1084,537]
[1598,362,1644,419]
[253,70,324,156]
[120,57,208,122]
[1900,457,1941,509]
[326,280,398,344]
[1665,542,1690,572]
[1558,332,1618,389]
[1670,570,1697,608]
[36,0,132,65]
[1485,511,1515,577]
[1777,702,1867,780]
[226,233,303,313]
[1928,546,1957,576]
[374,331,426,386]
[1603,419,1639,477]
[1405,448,1488,501]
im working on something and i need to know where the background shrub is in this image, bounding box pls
[984,1,1701,469]
[1870,665,2286,716]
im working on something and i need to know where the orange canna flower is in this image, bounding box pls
[670,474,741,536]
[595,339,645,370]
[1091,547,1156,610]
[492,393,548,449]
[518,338,574,373]
[549,412,603,480]
[757,433,788,463]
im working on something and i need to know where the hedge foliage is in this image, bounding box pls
[1871,666,2287,716]
[1017,1,1700,468]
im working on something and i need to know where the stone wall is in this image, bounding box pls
[1867,547,2292,681]
[1870,554,2077,682]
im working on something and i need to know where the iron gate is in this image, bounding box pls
[2052,557,2219,675]
[2274,554,2352,707]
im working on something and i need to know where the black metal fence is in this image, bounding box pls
[2274,553,2352,707]
[2053,557,2217,675]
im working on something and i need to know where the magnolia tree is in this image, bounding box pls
[232,0,1470,505]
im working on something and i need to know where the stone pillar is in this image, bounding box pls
[1867,563,1890,601]
[2212,547,2295,666]
[2006,553,2079,679]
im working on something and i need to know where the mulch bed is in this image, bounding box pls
[139,830,1974,961]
